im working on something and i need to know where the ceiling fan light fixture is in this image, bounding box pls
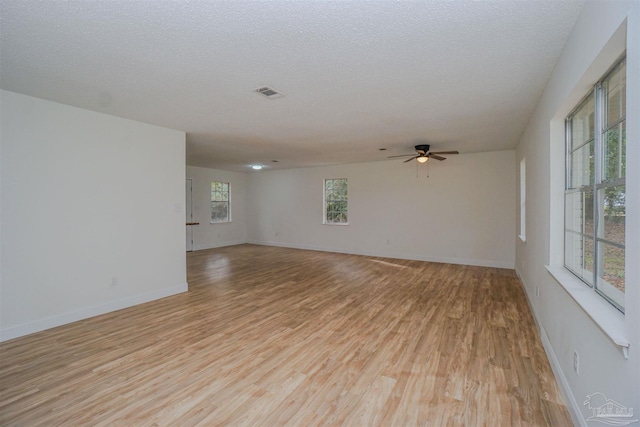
[388,144,458,164]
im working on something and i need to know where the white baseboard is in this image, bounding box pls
[516,268,585,427]
[0,282,188,342]
[193,240,246,251]
[247,239,514,269]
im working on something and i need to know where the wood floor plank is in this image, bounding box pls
[0,244,572,426]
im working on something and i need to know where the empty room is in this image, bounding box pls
[1,1,638,426]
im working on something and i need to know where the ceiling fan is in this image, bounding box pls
[388,144,459,163]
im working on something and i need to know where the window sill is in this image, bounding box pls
[545,265,629,358]
[210,221,232,224]
[323,222,349,226]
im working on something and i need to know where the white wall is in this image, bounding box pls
[186,165,247,250]
[0,90,187,341]
[247,151,516,269]
[515,1,639,424]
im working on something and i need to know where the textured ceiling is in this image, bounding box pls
[0,0,585,171]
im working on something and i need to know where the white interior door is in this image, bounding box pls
[186,179,193,252]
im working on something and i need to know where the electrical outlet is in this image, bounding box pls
[536,286,540,297]
[573,350,579,374]
[111,276,118,287]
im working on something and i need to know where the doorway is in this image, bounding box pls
[186,179,194,252]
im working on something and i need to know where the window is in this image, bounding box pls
[565,56,626,312]
[519,158,526,242]
[324,178,348,224]
[211,181,230,223]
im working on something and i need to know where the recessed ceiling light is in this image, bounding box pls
[378,148,387,151]
[271,160,279,163]
[251,165,263,170]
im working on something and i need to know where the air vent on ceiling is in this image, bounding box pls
[254,86,284,99]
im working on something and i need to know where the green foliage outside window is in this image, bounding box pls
[211,181,230,223]
[325,179,348,224]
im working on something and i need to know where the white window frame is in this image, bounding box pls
[323,178,348,225]
[545,23,630,357]
[519,157,526,242]
[564,55,626,313]
[211,181,231,223]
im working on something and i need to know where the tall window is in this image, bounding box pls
[565,56,626,312]
[211,181,230,223]
[519,158,526,242]
[324,178,348,224]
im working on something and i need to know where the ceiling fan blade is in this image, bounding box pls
[429,154,446,161]
[387,154,416,158]
[403,156,418,163]
[429,151,459,155]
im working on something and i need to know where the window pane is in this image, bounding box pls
[570,95,594,150]
[569,142,594,188]
[326,201,335,213]
[326,180,347,200]
[211,201,228,222]
[565,232,594,285]
[565,192,581,233]
[620,121,626,178]
[603,122,625,181]
[324,179,348,224]
[565,232,580,274]
[584,235,595,281]
[598,186,625,245]
[605,60,626,128]
[211,182,230,207]
[565,190,593,234]
[584,190,594,234]
[597,241,625,309]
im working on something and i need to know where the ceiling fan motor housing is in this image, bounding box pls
[415,144,430,154]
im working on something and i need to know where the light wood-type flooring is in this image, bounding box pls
[0,245,572,426]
